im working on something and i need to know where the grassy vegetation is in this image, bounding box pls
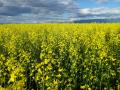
[0,23,120,90]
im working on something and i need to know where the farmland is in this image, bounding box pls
[0,23,120,90]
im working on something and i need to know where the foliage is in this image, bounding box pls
[0,23,120,90]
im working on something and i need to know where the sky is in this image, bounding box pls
[0,0,120,23]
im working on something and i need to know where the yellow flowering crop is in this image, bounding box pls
[0,23,120,90]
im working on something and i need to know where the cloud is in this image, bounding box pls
[0,0,120,23]
[91,0,120,4]
[79,7,120,15]
[0,0,78,23]
[0,6,32,16]
[0,1,3,7]
[95,0,108,3]
[74,7,120,20]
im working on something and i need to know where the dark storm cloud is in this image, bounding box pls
[0,1,3,7]
[0,6,32,16]
[0,0,78,23]
[0,0,76,16]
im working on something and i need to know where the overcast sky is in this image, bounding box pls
[0,0,120,23]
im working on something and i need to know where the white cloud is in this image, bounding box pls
[96,0,108,3]
[79,7,120,15]
[91,0,120,3]
[71,7,120,21]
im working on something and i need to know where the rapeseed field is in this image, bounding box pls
[0,23,120,90]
